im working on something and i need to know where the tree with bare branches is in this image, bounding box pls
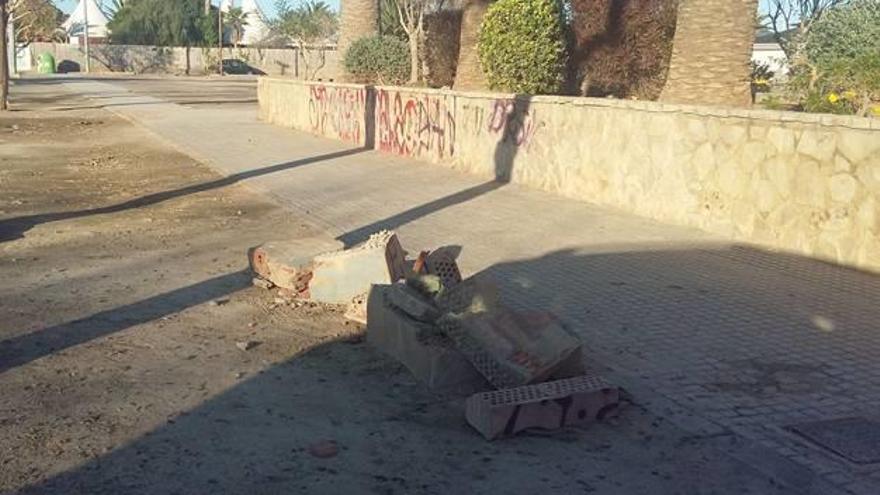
[392,0,445,83]
[765,0,847,60]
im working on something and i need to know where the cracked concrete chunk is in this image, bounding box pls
[387,283,441,322]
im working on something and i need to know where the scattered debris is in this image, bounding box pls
[465,375,620,440]
[247,231,619,440]
[425,246,463,288]
[344,293,368,325]
[308,440,339,458]
[252,277,274,290]
[367,285,489,393]
[412,250,429,274]
[235,340,260,352]
[387,282,441,322]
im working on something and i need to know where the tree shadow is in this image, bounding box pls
[10,243,863,494]
[0,148,367,244]
[0,270,251,375]
[337,95,532,246]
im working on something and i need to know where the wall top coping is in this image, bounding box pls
[260,77,880,131]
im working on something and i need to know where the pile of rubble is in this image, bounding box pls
[249,231,620,440]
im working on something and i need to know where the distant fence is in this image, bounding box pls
[25,42,341,80]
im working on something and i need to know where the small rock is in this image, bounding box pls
[234,372,245,380]
[308,440,339,459]
[273,297,287,305]
[210,298,229,307]
[252,277,274,290]
[235,340,259,351]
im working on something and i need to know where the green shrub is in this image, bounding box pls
[794,53,880,116]
[478,0,567,94]
[790,1,880,117]
[803,0,880,68]
[344,35,410,84]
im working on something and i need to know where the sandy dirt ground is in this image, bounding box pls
[0,80,794,495]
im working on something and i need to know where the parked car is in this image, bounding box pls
[221,59,265,75]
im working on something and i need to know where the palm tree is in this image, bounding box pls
[224,7,249,47]
[337,0,379,61]
[660,0,758,107]
[453,0,490,90]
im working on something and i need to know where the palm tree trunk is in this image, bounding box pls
[660,0,757,107]
[338,0,379,69]
[453,0,489,90]
[0,0,9,111]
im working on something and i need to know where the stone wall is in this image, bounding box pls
[258,78,369,147]
[27,43,341,79]
[258,78,880,271]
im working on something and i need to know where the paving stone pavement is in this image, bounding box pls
[52,76,880,493]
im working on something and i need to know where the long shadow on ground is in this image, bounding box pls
[0,270,251,374]
[0,148,366,244]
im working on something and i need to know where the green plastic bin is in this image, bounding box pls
[37,53,56,74]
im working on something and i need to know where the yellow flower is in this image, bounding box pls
[871,105,880,117]
[827,93,840,104]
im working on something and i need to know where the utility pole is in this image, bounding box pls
[83,0,91,73]
[217,2,223,76]
[1,0,9,111]
[8,15,15,77]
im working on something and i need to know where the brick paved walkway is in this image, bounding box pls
[57,76,880,494]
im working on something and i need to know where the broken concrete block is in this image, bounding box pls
[465,375,620,440]
[435,276,500,314]
[249,238,343,292]
[425,246,463,288]
[438,309,582,389]
[367,285,489,393]
[387,283,441,322]
[309,231,407,304]
[549,346,587,380]
[344,293,368,325]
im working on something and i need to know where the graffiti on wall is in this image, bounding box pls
[376,90,456,159]
[487,99,540,147]
[308,85,366,144]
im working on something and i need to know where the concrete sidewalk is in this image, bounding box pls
[58,77,880,494]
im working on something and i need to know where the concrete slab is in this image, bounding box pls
[310,231,407,304]
[248,238,343,291]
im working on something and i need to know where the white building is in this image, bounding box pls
[241,0,271,46]
[62,0,111,45]
[752,29,794,77]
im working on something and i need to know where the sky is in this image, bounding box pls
[57,0,342,18]
[59,0,774,19]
